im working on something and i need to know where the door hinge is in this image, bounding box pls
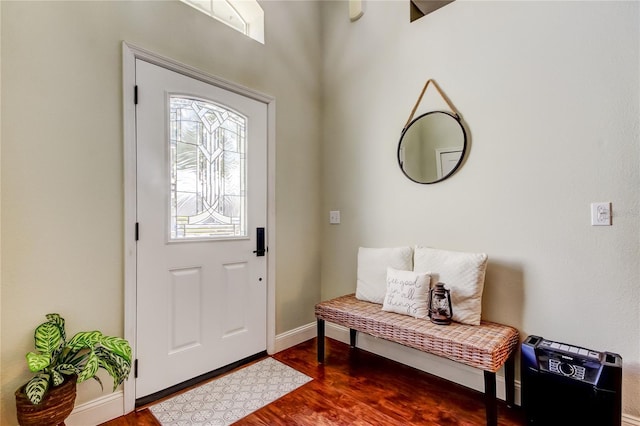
[135,222,139,241]
[134,359,138,378]
[134,85,138,105]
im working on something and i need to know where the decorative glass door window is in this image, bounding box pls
[169,96,246,240]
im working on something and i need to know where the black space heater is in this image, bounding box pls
[521,335,622,426]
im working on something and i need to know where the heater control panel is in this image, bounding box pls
[525,337,608,385]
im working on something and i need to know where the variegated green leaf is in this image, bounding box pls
[26,352,50,373]
[25,374,50,405]
[92,374,104,391]
[34,322,62,354]
[99,336,132,360]
[67,331,102,350]
[97,357,116,381]
[77,350,99,383]
[45,314,66,342]
[96,347,131,374]
[96,349,131,390]
[51,370,64,386]
[60,350,85,367]
[54,363,78,375]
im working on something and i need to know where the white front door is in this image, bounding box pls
[135,59,268,399]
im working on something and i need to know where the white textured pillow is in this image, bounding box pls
[382,267,431,319]
[413,246,488,325]
[355,246,413,304]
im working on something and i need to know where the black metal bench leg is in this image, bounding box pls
[317,319,325,363]
[504,352,515,408]
[350,328,357,348]
[484,370,497,426]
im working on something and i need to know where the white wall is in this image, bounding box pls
[321,0,639,419]
[0,1,322,424]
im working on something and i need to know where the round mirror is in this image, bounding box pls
[397,111,467,184]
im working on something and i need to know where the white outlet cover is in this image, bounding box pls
[329,210,341,224]
[591,202,611,226]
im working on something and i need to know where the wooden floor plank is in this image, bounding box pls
[100,337,525,426]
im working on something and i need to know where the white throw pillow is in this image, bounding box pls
[382,267,431,319]
[355,246,413,304]
[413,246,488,325]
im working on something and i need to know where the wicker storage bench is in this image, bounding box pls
[315,294,519,426]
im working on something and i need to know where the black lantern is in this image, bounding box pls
[428,282,453,325]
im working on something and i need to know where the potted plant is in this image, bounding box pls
[15,313,132,426]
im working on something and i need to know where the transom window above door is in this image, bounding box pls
[179,0,264,44]
[169,96,247,240]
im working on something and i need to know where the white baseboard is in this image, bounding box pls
[273,322,316,353]
[66,390,124,426]
[624,413,640,426]
[63,322,640,425]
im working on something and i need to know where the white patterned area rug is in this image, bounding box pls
[149,357,313,425]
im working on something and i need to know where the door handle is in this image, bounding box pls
[253,227,266,257]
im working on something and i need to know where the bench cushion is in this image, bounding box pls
[315,294,519,372]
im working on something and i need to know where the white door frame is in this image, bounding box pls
[122,42,276,414]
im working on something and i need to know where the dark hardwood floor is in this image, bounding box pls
[101,337,526,425]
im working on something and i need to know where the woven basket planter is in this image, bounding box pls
[15,375,77,426]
